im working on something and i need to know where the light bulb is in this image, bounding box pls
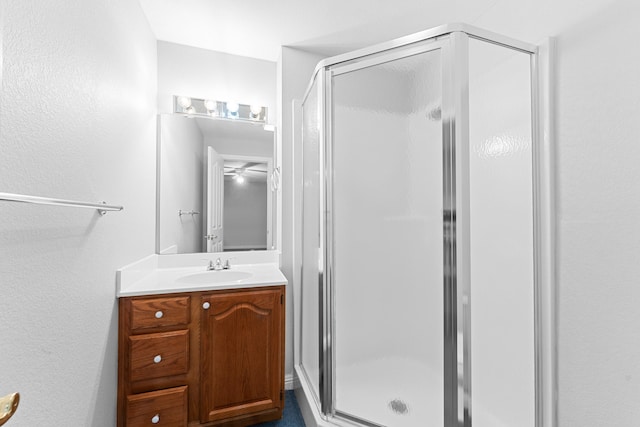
[204,99,217,111]
[236,175,245,184]
[177,96,192,109]
[250,105,262,116]
[227,102,239,114]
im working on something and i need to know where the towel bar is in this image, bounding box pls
[0,192,123,215]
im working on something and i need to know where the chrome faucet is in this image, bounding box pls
[206,257,233,271]
[207,258,224,271]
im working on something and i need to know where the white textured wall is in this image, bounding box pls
[0,1,157,426]
[553,2,640,424]
[157,41,276,120]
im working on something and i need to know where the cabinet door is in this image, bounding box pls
[200,288,283,423]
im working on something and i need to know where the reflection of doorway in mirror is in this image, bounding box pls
[157,113,278,255]
[221,155,272,251]
[206,147,224,252]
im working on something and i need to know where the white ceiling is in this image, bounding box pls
[139,0,618,62]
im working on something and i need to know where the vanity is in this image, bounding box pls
[117,106,286,426]
[116,256,287,427]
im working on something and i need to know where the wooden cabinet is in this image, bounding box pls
[200,289,284,423]
[118,286,285,427]
[118,295,192,427]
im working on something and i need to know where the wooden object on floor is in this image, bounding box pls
[0,392,19,426]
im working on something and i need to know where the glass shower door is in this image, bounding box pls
[330,44,445,426]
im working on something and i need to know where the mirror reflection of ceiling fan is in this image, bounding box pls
[224,161,268,183]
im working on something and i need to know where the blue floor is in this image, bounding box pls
[254,390,306,426]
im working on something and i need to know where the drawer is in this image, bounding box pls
[126,386,187,427]
[129,330,189,382]
[130,296,190,331]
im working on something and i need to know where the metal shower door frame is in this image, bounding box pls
[323,37,451,427]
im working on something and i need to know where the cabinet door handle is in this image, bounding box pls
[203,302,210,310]
[151,414,160,424]
[155,310,163,319]
[153,355,162,364]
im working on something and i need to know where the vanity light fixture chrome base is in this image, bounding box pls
[173,95,268,123]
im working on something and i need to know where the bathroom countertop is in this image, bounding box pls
[117,262,288,298]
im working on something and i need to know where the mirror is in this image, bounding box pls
[157,113,278,254]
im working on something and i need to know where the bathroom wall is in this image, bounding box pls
[157,41,276,120]
[551,3,640,425]
[0,1,157,426]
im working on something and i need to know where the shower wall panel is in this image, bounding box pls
[467,38,535,427]
[301,77,321,401]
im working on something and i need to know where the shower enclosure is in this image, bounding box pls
[298,24,554,427]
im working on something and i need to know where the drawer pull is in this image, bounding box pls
[203,302,210,310]
[153,355,162,364]
[155,310,163,319]
[151,413,160,424]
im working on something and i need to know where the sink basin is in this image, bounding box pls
[176,270,253,285]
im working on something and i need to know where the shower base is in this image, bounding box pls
[296,356,442,427]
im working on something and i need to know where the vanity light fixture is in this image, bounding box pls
[173,95,268,123]
[204,99,217,114]
[177,96,192,109]
[227,102,240,113]
[250,105,262,118]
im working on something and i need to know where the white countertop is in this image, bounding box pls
[117,254,287,297]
